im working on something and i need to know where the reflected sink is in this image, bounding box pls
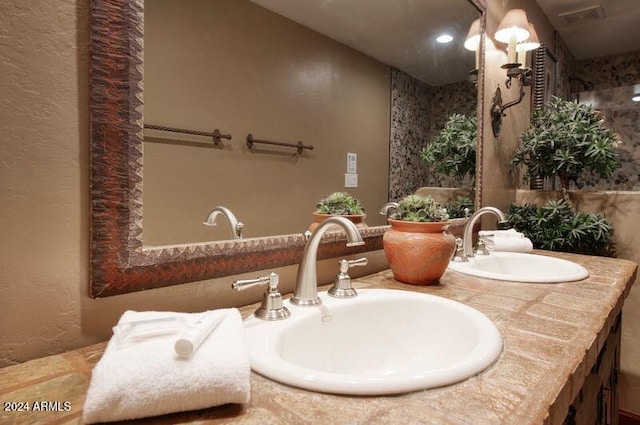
[448,252,589,283]
[243,289,502,395]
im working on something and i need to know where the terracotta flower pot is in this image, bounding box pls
[447,217,468,238]
[383,219,456,285]
[309,213,367,232]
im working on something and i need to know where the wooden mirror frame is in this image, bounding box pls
[89,0,486,297]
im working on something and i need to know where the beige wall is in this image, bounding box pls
[1,1,90,366]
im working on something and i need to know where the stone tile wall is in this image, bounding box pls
[576,51,640,92]
[389,69,477,201]
[573,51,640,191]
[389,68,432,201]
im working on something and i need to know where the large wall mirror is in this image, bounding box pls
[90,0,486,297]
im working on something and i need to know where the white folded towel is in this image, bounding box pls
[478,229,533,253]
[83,308,250,423]
[479,229,524,239]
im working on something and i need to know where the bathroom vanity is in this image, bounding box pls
[0,251,636,424]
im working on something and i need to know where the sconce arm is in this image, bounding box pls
[491,67,533,137]
[501,80,526,112]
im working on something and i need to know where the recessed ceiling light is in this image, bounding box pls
[436,34,454,44]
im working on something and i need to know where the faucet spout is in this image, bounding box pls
[462,206,511,257]
[379,202,399,217]
[203,206,244,239]
[291,216,364,306]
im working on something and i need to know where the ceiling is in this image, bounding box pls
[249,0,639,85]
[535,0,640,60]
[250,0,481,86]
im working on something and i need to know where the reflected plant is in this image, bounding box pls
[316,192,364,215]
[513,96,621,196]
[421,113,477,185]
[392,194,449,222]
[446,196,475,219]
[507,200,615,257]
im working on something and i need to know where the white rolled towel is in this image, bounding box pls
[83,308,250,423]
[478,229,533,253]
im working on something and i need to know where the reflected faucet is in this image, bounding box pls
[203,206,244,239]
[291,216,365,306]
[379,202,399,217]
[462,206,512,258]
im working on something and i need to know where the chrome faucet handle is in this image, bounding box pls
[235,222,245,239]
[452,238,468,262]
[232,272,290,321]
[346,257,368,268]
[474,235,491,256]
[328,258,368,299]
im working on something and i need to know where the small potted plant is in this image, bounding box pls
[383,194,455,285]
[512,96,621,198]
[420,113,477,187]
[310,192,367,231]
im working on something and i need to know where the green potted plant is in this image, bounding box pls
[310,192,366,231]
[421,113,477,187]
[507,200,616,257]
[512,96,621,198]
[446,195,475,219]
[383,194,455,285]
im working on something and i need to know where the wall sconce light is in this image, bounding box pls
[517,23,541,62]
[491,10,538,136]
[464,19,481,84]
[508,22,540,86]
[495,9,530,68]
[632,92,640,102]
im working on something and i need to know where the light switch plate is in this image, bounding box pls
[345,173,358,188]
[347,152,357,173]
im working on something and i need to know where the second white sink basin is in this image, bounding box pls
[244,289,502,395]
[448,252,589,283]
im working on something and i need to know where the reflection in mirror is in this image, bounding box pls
[89,0,486,297]
[572,85,639,191]
[143,0,481,246]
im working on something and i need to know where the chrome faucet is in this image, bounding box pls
[379,202,399,218]
[291,216,365,306]
[462,206,512,258]
[203,206,244,239]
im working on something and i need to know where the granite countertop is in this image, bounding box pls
[0,251,636,424]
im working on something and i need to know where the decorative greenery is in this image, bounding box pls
[392,194,449,222]
[315,192,364,215]
[421,113,477,184]
[512,96,621,193]
[506,200,615,257]
[446,196,475,219]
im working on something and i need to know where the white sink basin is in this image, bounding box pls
[243,289,502,395]
[448,252,589,283]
